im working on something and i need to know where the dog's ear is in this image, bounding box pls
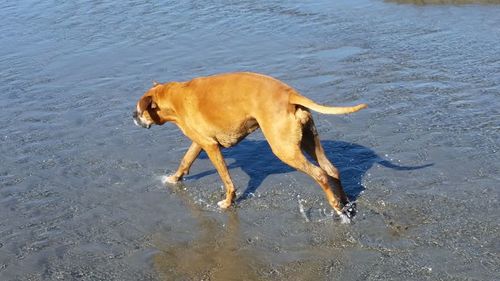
[150,101,157,109]
[138,96,152,114]
[138,96,159,114]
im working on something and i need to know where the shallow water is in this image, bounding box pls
[1,0,499,280]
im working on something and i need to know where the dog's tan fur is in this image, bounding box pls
[133,72,367,216]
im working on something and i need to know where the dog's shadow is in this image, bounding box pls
[188,139,432,202]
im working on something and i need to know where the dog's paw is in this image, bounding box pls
[339,202,357,223]
[217,200,232,209]
[161,175,179,185]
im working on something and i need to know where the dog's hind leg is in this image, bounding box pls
[163,142,202,184]
[300,120,350,206]
[260,118,350,218]
[276,145,345,215]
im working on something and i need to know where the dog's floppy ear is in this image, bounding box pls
[138,95,159,114]
[138,96,152,114]
[150,101,157,109]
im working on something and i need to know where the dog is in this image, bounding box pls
[133,72,367,221]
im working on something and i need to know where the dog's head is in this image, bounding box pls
[133,81,168,129]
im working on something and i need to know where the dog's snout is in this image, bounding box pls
[133,110,152,129]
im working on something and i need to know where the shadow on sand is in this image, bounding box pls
[188,139,432,202]
[154,140,432,279]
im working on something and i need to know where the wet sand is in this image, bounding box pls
[0,0,499,280]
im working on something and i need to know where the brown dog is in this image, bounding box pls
[133,72,367,220]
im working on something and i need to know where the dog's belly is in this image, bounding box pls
[215,118,259,148]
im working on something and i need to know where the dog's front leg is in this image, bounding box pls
[203,143,236,209]
[163,142,202,184]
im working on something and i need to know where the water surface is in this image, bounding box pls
[0,0,499,280]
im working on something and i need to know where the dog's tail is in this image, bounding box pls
[289,92,367,114]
